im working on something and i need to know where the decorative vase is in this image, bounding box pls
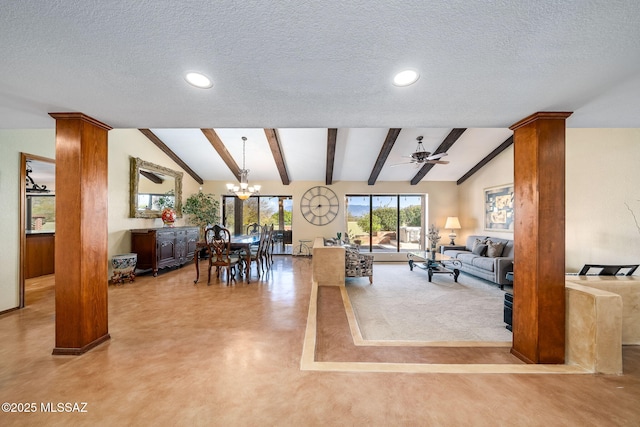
[111,253,137,284]
[161,208,176,226]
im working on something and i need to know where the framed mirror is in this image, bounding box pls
[130,157,183,218]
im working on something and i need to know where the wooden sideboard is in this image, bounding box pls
[130,226,199,276]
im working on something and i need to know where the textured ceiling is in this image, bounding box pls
[3,1,640,182]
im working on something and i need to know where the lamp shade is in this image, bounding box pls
[444,216,461,230]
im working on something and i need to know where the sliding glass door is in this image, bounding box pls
[222,195,293,253]
[346,194,425,252]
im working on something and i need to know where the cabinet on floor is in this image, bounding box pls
[130,226,199,276]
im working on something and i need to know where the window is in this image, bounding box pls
[222,195,292,235]
[345,194,425,252]
[26,194,56,232]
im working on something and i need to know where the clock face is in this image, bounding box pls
[300,186,339,226]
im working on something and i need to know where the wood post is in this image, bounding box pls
[509,112,571,364]
[50,113,112,355]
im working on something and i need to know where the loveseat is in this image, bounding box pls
[440,235,514,289]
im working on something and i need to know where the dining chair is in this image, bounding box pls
[263,224,275,268]
[246,222,260,235]
[247,224,269,277]
[204,225,240,285]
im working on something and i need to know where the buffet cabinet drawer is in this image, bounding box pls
[131,226,199,276]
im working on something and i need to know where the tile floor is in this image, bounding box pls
[1,256,639,426]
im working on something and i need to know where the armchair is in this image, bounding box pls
[345,246,373,284]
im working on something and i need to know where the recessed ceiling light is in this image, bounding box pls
[393,70,419,87]
[185,72,213,89]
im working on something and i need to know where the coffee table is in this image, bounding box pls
[407,251,461,282]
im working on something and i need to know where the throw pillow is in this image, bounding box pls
[486,240,505,258]
[471,238,487,253]
[472,243,488,256]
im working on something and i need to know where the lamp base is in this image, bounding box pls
[448,231,457,245]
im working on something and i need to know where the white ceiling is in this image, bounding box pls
[3,1,640,183]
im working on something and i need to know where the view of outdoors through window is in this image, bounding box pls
[346,194,424,252]
[26,195,56,232]
[223,195,293,253]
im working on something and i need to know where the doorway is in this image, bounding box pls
[20,153,56,308]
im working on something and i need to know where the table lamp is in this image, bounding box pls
[444,217,461,245]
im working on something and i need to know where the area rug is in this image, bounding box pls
[345,262,513,343]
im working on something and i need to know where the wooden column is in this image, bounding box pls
[50,113,112,355]
[509,112,571,364]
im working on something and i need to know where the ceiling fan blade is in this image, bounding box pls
[426,160,450,165]
[426,152,448,160]
[390,162,415,167]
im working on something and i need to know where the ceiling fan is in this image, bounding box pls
[391,136,449,167]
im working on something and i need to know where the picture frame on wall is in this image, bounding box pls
[484,184,514,231]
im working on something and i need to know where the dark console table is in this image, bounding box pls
[131,226,199,276]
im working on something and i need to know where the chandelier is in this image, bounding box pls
[26,162,51,193]
[226,136,261,200]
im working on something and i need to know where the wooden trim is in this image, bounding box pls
[411,128,466,185]
[138,129,203,185]
[19,153,55,309]
[368,128,401,185]
[509,112,573,131]
[457,136,514,185]
[511,112,570,364]
[326,128,337,185]
[264,128,291,185]
[139,170,163,184]
[201,129,241,179]
[52,333,111,355]
[0,306,20,316]
[48,112,112,130]
[52,113,110,354]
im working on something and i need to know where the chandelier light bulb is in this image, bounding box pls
[226,136,261,200]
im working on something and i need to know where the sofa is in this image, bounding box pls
[440,235,514,289]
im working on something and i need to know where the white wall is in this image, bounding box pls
[457,144,515,242]
[457,128,640,273]
[565,129,640,271]
[0,130,55,311]
[108,129,202,263]
[4,127,637,311]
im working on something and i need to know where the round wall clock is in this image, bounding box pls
[300,186,339,226]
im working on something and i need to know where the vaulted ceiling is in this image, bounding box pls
[3,1,640,183]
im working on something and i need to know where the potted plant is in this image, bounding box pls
[155,190,176,226]
[183,191,220,239]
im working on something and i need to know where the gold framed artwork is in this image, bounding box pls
[484,184,514,231]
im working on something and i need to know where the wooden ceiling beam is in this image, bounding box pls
[457,135,514,185]
[325,128,337,185]
[139,129,204,185]
[139,170,163,184]
[264,128,290,185]
[411,128,466,185]
[368,128,402,185]
[201,128,241,179]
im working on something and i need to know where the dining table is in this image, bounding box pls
[193,234,260,283]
